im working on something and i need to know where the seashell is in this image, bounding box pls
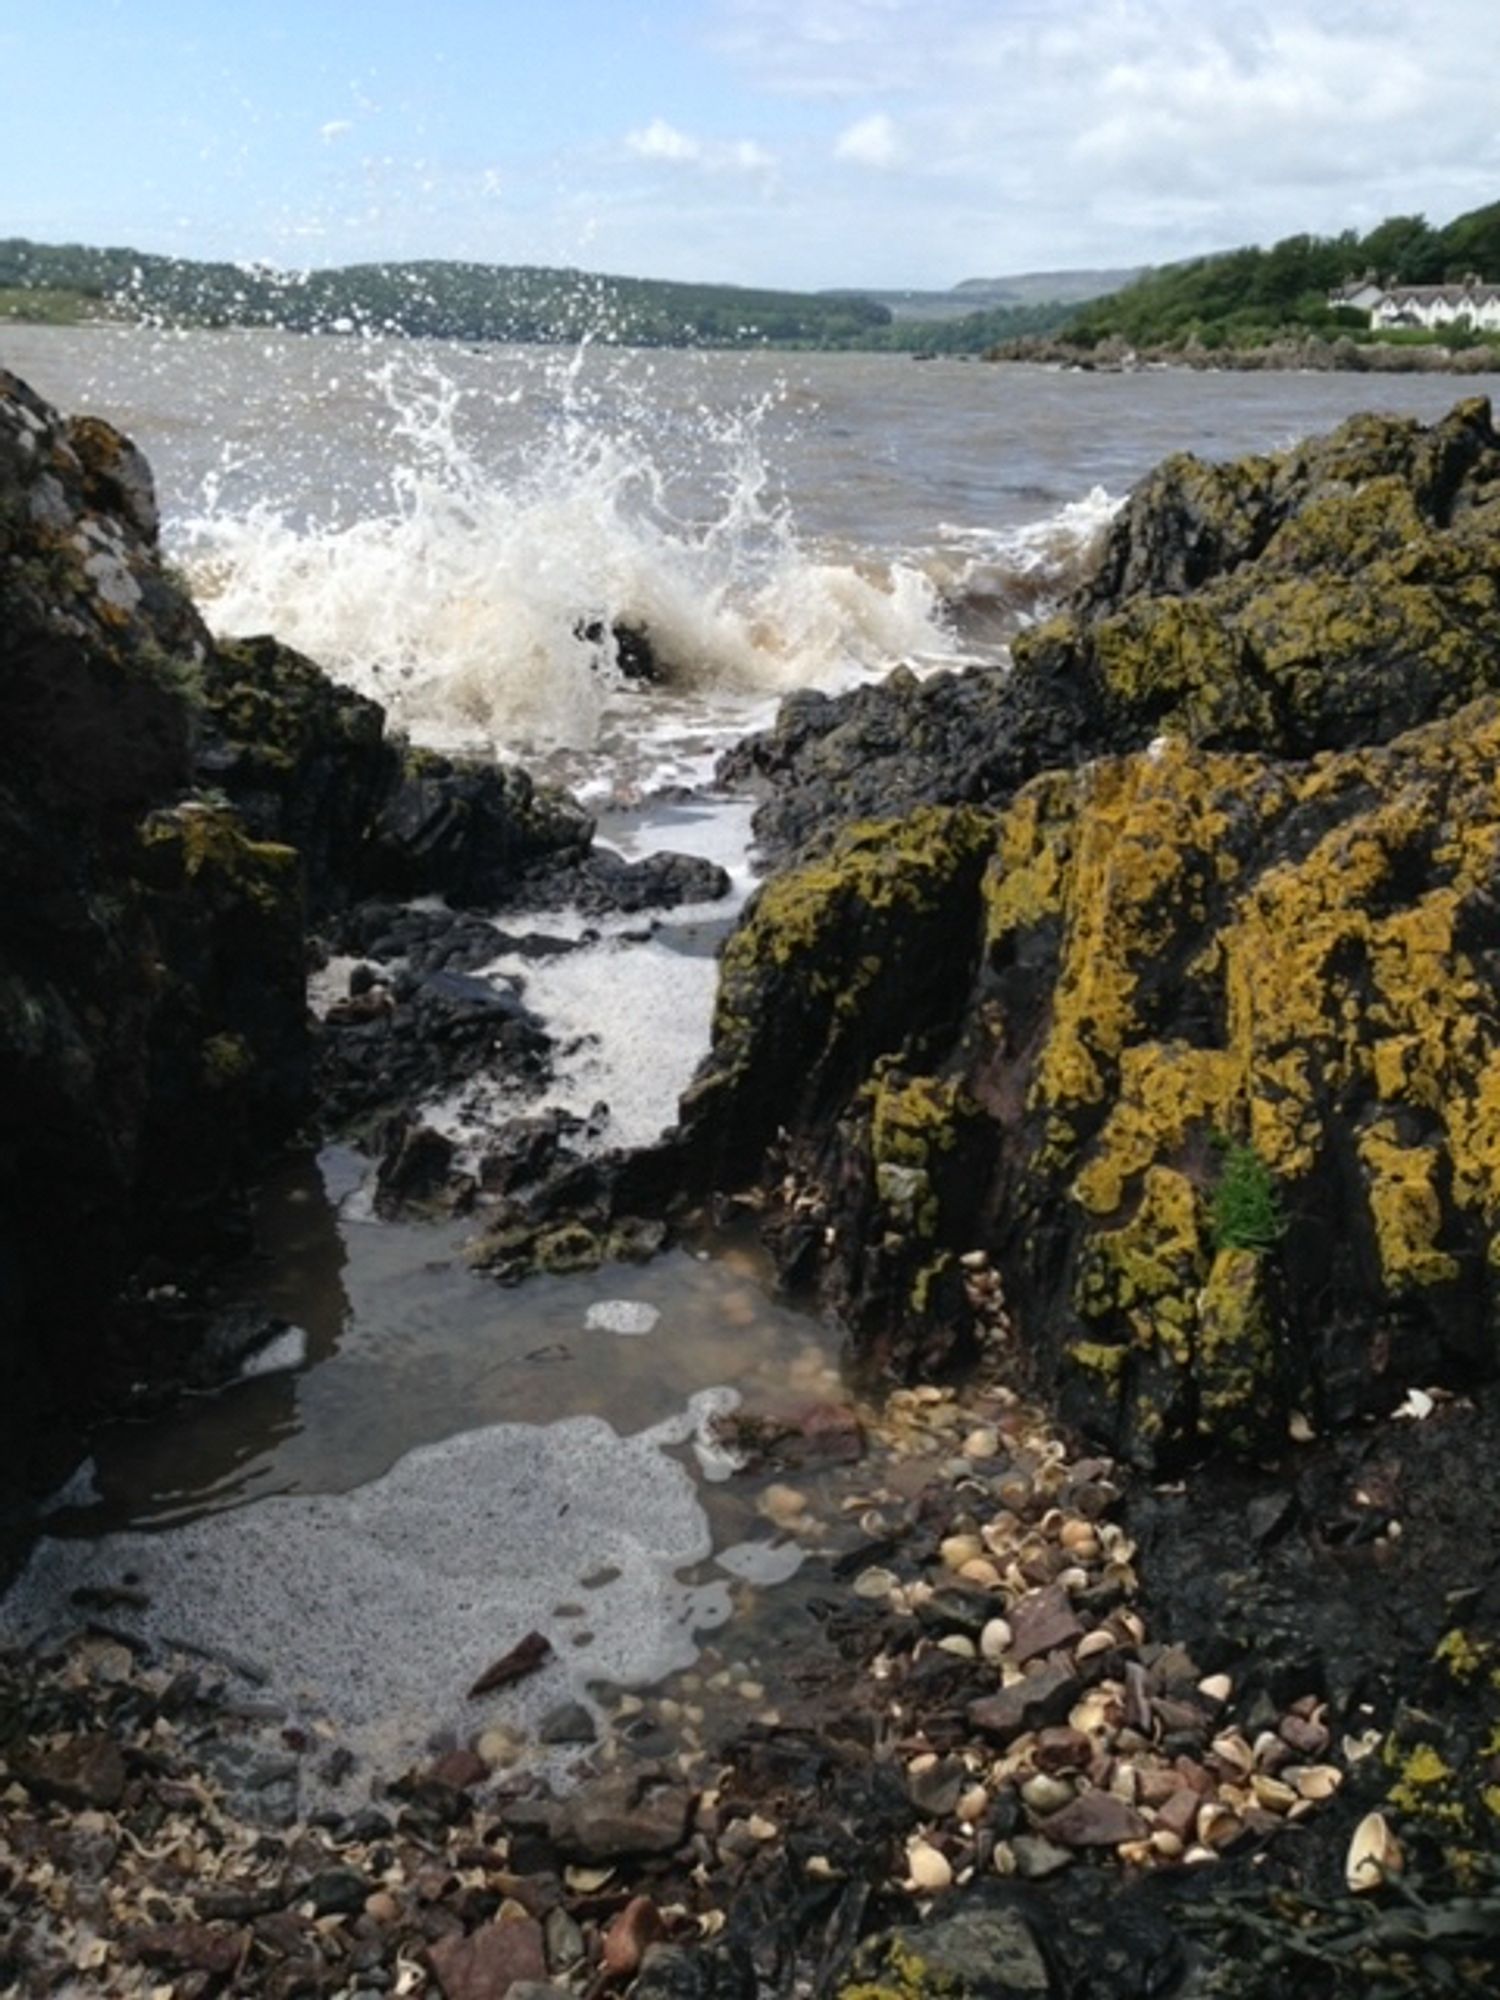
[907,1752,938,1776]
[963,1427,1000,1459]
[1251,1773,1299,1813]
[747,1814,779,1841]
[1209,1731,1255,1777]
[938,1634,977,1660]
[564,1865,615,1893]
[906,1839,953,1892]
[1347,1811,1402,1893]
[957,1783,990,1823]
[1059,1519,1100,1558]
[853,1566,900,1599]
[1197,1673,1233,1705]
[980,1618,1013,1661]
[805,1855,836,1880]
[1057,1566,1090,1593]
[958,1557,1004,1589]
[1116,1610,1147,1648]
[1075,1629,1116,1663]
[940,1534,985,1571]
[1291,1763,1344,1801]
[959,1249,990,1271]
[1183,1844,1219,1866]
[1149,1829,1184,1860]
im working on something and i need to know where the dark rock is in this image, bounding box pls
[968,1664,1081,1743]
[537,1702,597,1746]
[1007,1584,1085,1665]
[468,1630,553,1698]
[304,1867,374,1917]
[128,1923,245,1975]
[376,1121,458,1207]
[503,846,730,918]
[12,1734,126,1810]
[428,1748,491,1792]
[550,1768,692,1861]
[364,750,592,908]
[427,1915,546,2000]
[1038,1790,1147,1847]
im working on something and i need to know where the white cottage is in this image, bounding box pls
[1331,273,1500,333]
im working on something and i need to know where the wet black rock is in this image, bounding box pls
[317,966,550,1137]
[502,845,731,917]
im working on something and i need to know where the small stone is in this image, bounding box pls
[538,1702,597,1746]
[428,1916,546,2000]
[14,1734,127,1810]
[128,1925,244,1976]
[1042,1790,1148,1847]
[962,1428,1000,1459]
[1033,1725,1092,1773]
[906,1839,953,1892]
[544,1908,585,1972]
[1278,1712,1331,1757]
[551,1770,691,1861]
[907,1755,966,1818]
[968,1662,1081,1743]
[365,1891,401,1925]
[1020,1773,1075,1816]
[1011,1835,1073,1880]
[305,1868,372,1917]
[430,1748,490,1791]
[937,1634,977,1660]
[957,1783,990,1823]
[1008,1583,1084,1664]
[602,1897,664,1980]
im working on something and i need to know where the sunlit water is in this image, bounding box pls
[3,324,1493,1786]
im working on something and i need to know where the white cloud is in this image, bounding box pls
[626,117,702,163]
[835,112,902,166]
[624,119,775,177]
[318,119,353,144]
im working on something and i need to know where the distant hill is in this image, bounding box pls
[1064,200,1500,351]
[0,239,894,350]
[839,267,1146,324]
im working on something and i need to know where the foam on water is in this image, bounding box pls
[1,1396,741,1776]
[180,348,953,763]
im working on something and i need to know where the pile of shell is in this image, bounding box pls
[842,1381,1352,1894]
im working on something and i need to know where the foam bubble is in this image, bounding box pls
[0,1399,734,1779]
[585,1300,662,1337]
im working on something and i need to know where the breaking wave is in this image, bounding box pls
[180,348,954,759]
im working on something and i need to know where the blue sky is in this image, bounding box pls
[5,0,1500,289]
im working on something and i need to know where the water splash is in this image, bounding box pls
[180,344,953,760]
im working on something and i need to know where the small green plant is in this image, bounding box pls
[1210,1139,1286,1252]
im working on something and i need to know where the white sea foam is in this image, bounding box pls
[0,1398,737,1780]
[180,349,952,761]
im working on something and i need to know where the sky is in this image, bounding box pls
[4,0,1500,292]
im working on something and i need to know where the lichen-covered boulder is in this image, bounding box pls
[685,701,1500,1464]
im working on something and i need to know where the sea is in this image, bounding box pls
[2,323,1491,1782]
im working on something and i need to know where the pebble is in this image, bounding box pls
[906,1840,954,1892]
[979,1618,1013,1661]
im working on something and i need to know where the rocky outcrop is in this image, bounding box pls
[682,398,1500,1469]
[0,370,309,1530]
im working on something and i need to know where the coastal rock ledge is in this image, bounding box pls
[682,396,1500,1469]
